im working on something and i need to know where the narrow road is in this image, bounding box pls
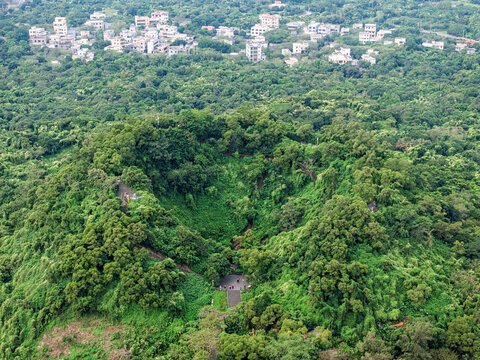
[227,290,242,308]
[420,29,479,43]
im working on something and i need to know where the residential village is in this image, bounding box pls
[28,10,197,62]
[28,0,478,66]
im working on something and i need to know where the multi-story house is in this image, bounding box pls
[151,11,169,24]
[29,26,47,45]
[53,17,68,36]
[259,13,280,28]
[135,16,150,28]
[250,24,270,36]
[246,39,266,62]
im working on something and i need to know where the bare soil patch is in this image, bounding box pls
[38,318,130,359]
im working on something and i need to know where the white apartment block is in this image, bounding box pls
[157,25,178,38]
[292,41,309,54]
[53,17,67,36]
[246,40,265,62]
[29,26,47,45]
[84,19,105,31]
[317,23,340,36]
[216,26,235,38]
[328,51,352,65]
[29,26,46,37]
[364,24,376,36]
[133,37,146,53]
[142,27,159,40]
[151,11,169,24]
[359,31,376,43]
[259,13,280,28]
[307,22,321,33]
[90,11,106,20]
[135,16,150,28]
[250,24,270,36]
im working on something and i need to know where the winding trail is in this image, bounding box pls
[135,245,203,277]
[115,180,202,276]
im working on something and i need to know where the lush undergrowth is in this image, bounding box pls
[1,0,480,358]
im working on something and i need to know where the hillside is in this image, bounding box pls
[1,0,480,359]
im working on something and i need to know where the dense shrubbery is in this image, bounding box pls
[2,0,480,358]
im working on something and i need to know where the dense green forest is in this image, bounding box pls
[1,0,480,359]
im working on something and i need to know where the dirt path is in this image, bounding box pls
[257,172,268,192]
[135,245,203,277]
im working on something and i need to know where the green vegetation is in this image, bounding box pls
[1,0,480,359]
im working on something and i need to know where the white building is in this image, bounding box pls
[269,1,287,8]
[359,31,376,43]
[246,39,266,62]
[307,22,321,34]
[285,57,298,66]
[84,19,105,31]
[364,24,376,36]
[216,26,235,38]
[103,29,115,40]
[456,43,467,51]
[422,40,444,50]
[135,16,150,28]
[53,17,68,36]
[287,21,304,31]
[133,37,147,53]
[250,24,270,36]
[281,48,292,56]
[376,29,392,40]
[353,23,363,30]
[339,47,351,56]
[29,26,47,45]
[328,47,354,64]
[151,11,169,24]
[328,51,352,64]
[157,24,178,38]
[259,13,281,28]
[90,11,106,20]
[142,27,159,40]
[394,37,406,46]
[292,41,309,54]
[361,54,376,64]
